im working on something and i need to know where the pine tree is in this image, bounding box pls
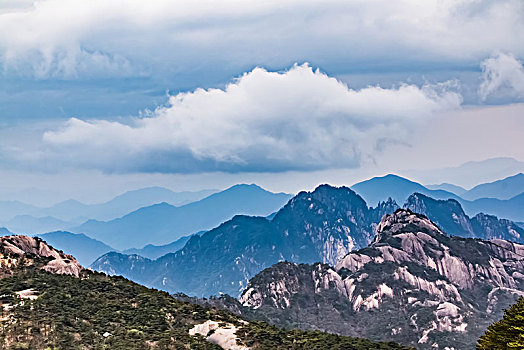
[477,297,524,349]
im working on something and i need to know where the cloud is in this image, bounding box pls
[39,64,461,173]
[479,53,524,101]
[0,0,523,79]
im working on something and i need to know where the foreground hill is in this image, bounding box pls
[238,210,524,349]
[74,184,292,249]
[0,235,410,350]
[92,185,398,296]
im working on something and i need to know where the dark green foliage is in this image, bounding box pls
[477,297,524,349]
[0,267,409,350]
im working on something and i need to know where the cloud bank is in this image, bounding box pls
[40,64,461,173]
[1,0,523,79]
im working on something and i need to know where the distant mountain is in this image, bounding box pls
[122,233,199,260]
[351,174,458,206]
[352,174,524,222]
[461,173,524,200]
[0,235,407,349]
[462,192,524,223]
[91,185,398,296]
[406,157,524,189]
[404,193,524,242]
[426,183,467,196]
[239,210,524,349]
[0,200,40,222]
[0,227,13,236]
[75,184,292,249]
[37,187,217,222]
[5,215,78,234]
[37,231,116,266]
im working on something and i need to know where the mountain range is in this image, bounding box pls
[352,173,524,222]
[236,209,524,349]
[91,184,523,298]
[73,184,292,249]
[0,187,216,232]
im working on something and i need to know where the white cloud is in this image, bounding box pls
[40,64,461,173]
[479,53,524,100]
[0,0,523,79]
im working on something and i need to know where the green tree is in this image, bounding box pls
[478,297,524,349]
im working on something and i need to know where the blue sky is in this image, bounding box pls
[1,0,524,203]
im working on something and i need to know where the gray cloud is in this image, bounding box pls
[0,0,523,79]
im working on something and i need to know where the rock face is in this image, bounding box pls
[404,192,524,242]
[0,235,83,277]
[92,185,399,297]
[239,210,524,349]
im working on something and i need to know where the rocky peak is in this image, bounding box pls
[373,209,442,244]
[0,235,83,277]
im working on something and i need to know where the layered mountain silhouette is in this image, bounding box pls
[92,185,397,296]
[92,184,523,299]
[460,173,524,200]
[74,184,292,249]
[238,209,524,349]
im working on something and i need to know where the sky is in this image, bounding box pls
[1,0,524,205]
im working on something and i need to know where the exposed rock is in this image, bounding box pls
[0,235,83,277]
[239,210,524,349]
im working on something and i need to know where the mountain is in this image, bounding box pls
[426,183,467,196]
[406,157,524,189]
[0,200,40,222]
[0,235,410,350]
[462,192,524,223]
[5,214,78,234]
[92,184,524,298]
[461,173,524,200]
[239,209,524,349]
[404,193,524,242]
[352,174,524,222]
[0,227,13,236]
[37,231,116,266]
[351,174,458,206]
[75,184,292,249]
[122,233,198,260]
[37,187,217,222]
[91,185,399,296]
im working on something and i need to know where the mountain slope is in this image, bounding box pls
[462,173,524,200]
[75,184,292,249]
[351,174,458,206]
[37,231,116,266]
[91,185,398,296]
[239,210,524,349]
[0,235,410,350]
[404,193,524,242]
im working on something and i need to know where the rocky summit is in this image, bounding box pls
[239,209,524,349]
[0,235,82,277]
